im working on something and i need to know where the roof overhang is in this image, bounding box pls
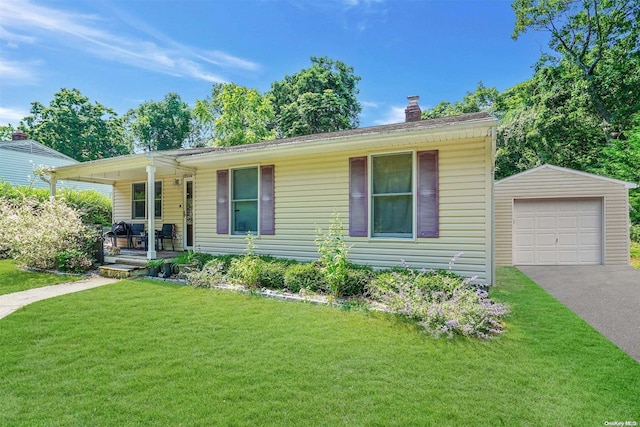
[49,152,196,185]
[48,112,498,184]
[496,164,639,190]
[178,114,498,168]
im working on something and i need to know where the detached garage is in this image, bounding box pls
[495,164,637,266]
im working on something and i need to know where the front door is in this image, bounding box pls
[184,179,194,249]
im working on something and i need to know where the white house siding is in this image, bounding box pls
[495,166,632,266]
[192,136,494,284]
[113,176,185,251]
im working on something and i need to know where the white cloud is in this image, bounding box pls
[0,0,259,83]
[0,27,36,45]
[0,106,29,126]
[373,106,405,125]
[360,100,379,108]
[0,56,40,85]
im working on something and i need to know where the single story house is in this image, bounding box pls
[0,132,111,196]
[495,164,637,266]
[49,102,499,285]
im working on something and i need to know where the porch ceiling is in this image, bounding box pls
[50,153,195,185]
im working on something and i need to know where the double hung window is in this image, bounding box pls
[216,165,275,236]
[371,153,413,237]
[231,167,259,235]
[131,181,162,219]
[349,150,438,239]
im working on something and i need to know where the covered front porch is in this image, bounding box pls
[48,150,203,261]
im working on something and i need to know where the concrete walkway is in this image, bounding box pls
[0,276,119,320]
[518,265,640,363]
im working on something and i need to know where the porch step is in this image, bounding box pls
[99,263,148,279]
[104,255,149,267]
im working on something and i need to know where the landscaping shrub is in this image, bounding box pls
[185,262,227,288]
[369,264,509,339]
[315,212,350,298]
[0,197,97,271]
[284,262,326,293]
[58,189,112,226]
[631,224,640,243]
[57,249,94,273]
[228,255,262,289]
[173,251,215,269]
[257,259,293,290]
[207,255,242,273]
[0,181,112,225]
[341,264,375,297]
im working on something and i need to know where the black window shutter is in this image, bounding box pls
[349,156,368,237]
[417,150,439,237]
[216,170,229,234]
[260,165,275,235]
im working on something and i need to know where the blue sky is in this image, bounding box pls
[0,0,548,129]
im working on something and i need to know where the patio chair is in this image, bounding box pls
[157,223,176,251]
[110,221,130,248]
[129,223,145,249]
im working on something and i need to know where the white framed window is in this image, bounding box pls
[371,152,414,238]
[349,150,438,239]
[216,165,275,236]
[131,181,162,220]
[231,167,259,235]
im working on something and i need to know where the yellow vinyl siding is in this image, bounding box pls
[112,177,185,251]
[194,136,493,284]
[495,166,631,265]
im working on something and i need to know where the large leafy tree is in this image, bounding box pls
[495,65,607,178]
[0,125,15,141]
[125,93,192,151]
[421,82,500,119]
[599,115,640,223]
[512,0,640,139]
[270,56,362,138]
[193,83,276,147]
[18,88,129,161]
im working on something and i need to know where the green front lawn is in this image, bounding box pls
[0,259,81,296]
[0,267,637,425]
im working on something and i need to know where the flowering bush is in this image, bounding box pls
[185,261,228,288]
[0,197,97,271]
[369,262,509,339]
[0,181,112,225]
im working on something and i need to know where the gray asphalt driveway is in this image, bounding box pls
[517,265,640,363]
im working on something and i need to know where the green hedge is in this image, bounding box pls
[0,181,111,225]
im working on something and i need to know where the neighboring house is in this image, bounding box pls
[495,164,637,266]
[0,132,112,196]
[50,99,499,284]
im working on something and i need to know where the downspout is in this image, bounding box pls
[146,164,157,260]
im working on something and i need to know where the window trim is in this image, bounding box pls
[230,165,260,236]
[131,180,163,220]
[369,151,416,239]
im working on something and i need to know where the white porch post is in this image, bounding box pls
[146,165,157,260]
[49,177,57,200]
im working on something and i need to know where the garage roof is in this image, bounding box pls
[496,164,638,189]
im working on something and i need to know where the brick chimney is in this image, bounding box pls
[404,95,421,122]
[11,131,28,141]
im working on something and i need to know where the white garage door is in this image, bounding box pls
[514,199,602,265]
